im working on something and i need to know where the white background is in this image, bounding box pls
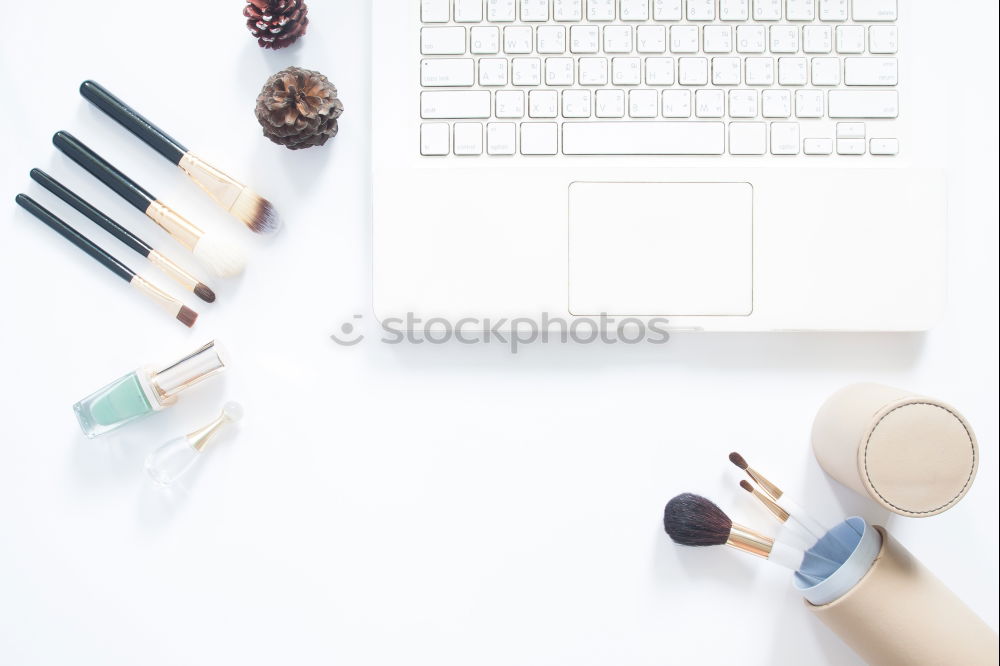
[1,2,997,665]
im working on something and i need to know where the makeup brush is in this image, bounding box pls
[662,493,812,570]
[15,194,197,328]
[30,169,216,304]
[728,452,783,500]
[729,452,830,540]
[80,80,280,234]
[52,131,247,278]
[739,479,826,550]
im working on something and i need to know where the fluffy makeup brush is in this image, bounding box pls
[729,452,831,542]
[80,81,280,234]
[16,194,197,327]
[53,132,246,278]
[662,493,808,570]
[30,169,215,304]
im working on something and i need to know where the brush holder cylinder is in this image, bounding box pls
[803,525,998,666]
[811,383,978,517]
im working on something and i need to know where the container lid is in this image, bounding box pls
[859,399,978,517]
[150,340,228,401]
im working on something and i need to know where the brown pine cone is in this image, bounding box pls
[255,67,344,150]
[244,0,308,50]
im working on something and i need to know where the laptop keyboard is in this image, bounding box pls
[418,0,900,157]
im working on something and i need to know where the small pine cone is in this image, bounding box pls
[255,67,344,150]
[244,0,309,50]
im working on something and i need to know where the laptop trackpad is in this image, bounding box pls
[568,182,753,316]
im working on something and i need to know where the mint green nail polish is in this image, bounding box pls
[73,341,228,438]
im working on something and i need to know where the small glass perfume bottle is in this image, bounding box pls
[73,341,227,438]
[145,402,243,486]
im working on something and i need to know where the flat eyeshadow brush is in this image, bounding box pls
[80,80,280,234]
[52,131,247,278]
[15,194,197,328]
[30,169,216,304]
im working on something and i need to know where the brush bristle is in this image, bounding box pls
[729,452,748,470]
[194,282,216,303]
[740,480,754,493]
[176,306,198,328]
[232,189,281,234]
[663,493,733,547]
[193,231,247,278]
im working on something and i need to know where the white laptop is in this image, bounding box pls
[372,0,946,332]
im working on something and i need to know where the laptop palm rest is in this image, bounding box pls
[568,182,754,317]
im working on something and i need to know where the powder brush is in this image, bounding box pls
[30,169,215,304]
[16,194,197,328]
[80,80,280,234]
[662,492,811,570]
[52,131,247,278]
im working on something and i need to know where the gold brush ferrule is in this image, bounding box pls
[145,200,204,251]
[752,490,790,523]
[130,275,182,316]
[747,467,784,500]
[725,524,775,559]
[147,250,199,291]
[177,152,246,212]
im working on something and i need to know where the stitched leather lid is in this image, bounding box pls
[859,401,978,517]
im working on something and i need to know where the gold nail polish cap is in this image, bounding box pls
[150,341,228,404]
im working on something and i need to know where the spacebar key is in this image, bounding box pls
[562,122,725,155]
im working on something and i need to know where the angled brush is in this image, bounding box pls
[80,80,280,234]
[52,131,247,278]
[16,194,197,328]
[30,169,215,304]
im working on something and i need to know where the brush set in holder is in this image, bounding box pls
[663,443,998,666]
[15,80,280,327]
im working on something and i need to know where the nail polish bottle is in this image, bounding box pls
[145,402,243,486]
[73,341,227,438]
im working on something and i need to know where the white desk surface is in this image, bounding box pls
[1,3,997,665]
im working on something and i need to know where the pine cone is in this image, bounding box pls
[255,67,344,150]
[244,0,308,50]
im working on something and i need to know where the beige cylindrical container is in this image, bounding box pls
[811,383,978,517]
[804,525,998,666]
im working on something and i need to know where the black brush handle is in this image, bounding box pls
[30,169,153,258]
[52,131,157,213]
[16,194,135,283]
[80,80,188,165]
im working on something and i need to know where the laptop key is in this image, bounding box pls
[828,90,898,118]
[521,123,559,154]
[844,57,898,86]
[562,121,724,154]
[421,91,492,119]
[421,27,467,55]
[420,123,450,155]
[852,0,897,21]
[487,122,517,154]
[421,59,475,86]
[421,0,450,22]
